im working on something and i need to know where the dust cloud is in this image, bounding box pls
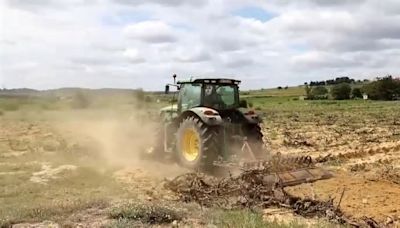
[52,109,187,178]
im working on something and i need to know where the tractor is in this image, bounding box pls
[146,75,332,185]
[149,76,265,171]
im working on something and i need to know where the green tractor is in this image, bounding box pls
[155,77,265,171]
[147,75,332,185]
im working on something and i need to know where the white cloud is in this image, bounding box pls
[122,48,145,63]
[114,0,207,7]
[173,47,210,63]
[123,21,177,43]
[290,51,360,69]
[1,0,399,90]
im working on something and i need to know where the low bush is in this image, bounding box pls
[331,83,351,100]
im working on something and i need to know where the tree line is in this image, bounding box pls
[304,76,373,86]
[305,75,400,100]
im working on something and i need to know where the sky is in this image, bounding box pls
[0,0,399,90]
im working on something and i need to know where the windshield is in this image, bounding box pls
[203,84,238,109]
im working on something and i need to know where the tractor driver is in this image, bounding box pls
[204,85,224,109]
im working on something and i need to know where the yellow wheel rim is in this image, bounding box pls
[181,128,200,162]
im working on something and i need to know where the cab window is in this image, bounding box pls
[179,83,201,110]
[203,84,238,109]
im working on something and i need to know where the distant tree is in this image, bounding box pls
[310,81,326,86]
[308,86,328,99]
[326,79,335,85]
[284,86,288,90]
[277,86,282,90]
[351,87,363,98]
[361,75,400,100]
[305,85,312,99]
[331,83,351,100]
[334,76,354,84]
[309,76,357,87]
[312,86,328,96]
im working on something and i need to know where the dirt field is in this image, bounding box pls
[261,99,400,225]
[1,98,400,227]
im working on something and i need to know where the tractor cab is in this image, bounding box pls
[176,78,241,112]
[163,77,258,126]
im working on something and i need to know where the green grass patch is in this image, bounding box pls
[208,209,309,228]
[207,209,346,228]
[108,202,184,225]
[243,86,306,97]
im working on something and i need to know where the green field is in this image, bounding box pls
[243,86,306,97]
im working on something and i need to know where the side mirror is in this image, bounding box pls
[239,99,248,108]
[165,85,170,94]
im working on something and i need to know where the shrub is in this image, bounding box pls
[304,85,311,98]
[307,86,328,100]
[331,83,351,100]
[312,86,328,96]
[361,76,400,100]
[351,88,363,98]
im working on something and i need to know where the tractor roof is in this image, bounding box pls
[177,78,241,85]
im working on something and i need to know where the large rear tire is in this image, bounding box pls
[176,116,219,171]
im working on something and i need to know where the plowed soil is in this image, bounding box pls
[1,102,400,226]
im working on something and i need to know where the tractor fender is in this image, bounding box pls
[179,107,223,126]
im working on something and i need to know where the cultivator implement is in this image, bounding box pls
[215,158,332,187]
[214,138,333,187]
